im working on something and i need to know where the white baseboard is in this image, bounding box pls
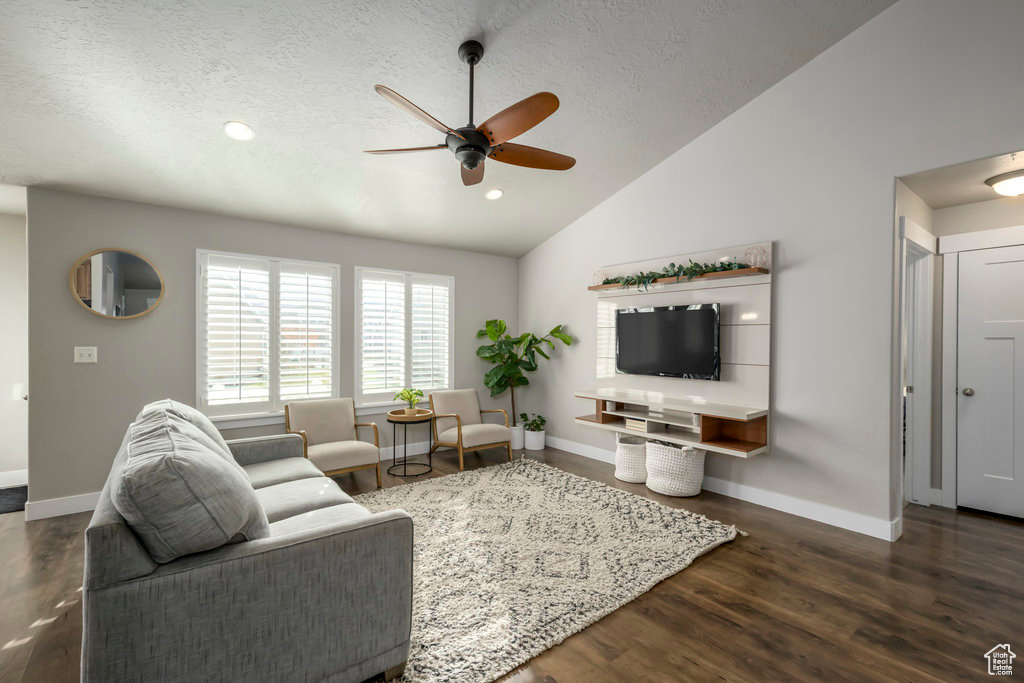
[0,469,28,488]
[25,490,101,521]
[547,436,901,542]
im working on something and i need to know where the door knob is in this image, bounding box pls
[962,387,975,397]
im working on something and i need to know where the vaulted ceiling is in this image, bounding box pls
[0,0,892,256]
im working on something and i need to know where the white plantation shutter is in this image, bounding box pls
[411,276,451,389]
[357,268,453,403]
[201,254,272,412]
[198,251,338,416]
[359,270,407,398]
[279,264,334,402]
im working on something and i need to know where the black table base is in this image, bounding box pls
[387,415,433,477]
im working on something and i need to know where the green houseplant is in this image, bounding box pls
[393,388,424,415]
[475,319,573,433]
[520,413,547,451]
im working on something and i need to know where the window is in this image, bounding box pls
[355,268,453,404]
[198,251,338,417]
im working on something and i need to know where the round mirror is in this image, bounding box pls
[69,249,164,319]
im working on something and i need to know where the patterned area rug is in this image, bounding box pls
[356,458,740,683]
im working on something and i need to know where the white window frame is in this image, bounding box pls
[196,249,340,419]
[354,266,455,407]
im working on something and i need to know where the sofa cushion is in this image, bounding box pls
[254,477,355,523]
[430,389,482,434]
[244,457,324,489]
[438,423,511,448]
[307,441,379,472]
[112,411,270,563]
[137,398,237,465]
[268,502,373,536]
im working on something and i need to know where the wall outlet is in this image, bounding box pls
[74,346,98,364]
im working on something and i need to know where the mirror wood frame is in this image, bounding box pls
[68,247,166,320]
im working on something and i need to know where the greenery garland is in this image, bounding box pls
[601,259,752,291]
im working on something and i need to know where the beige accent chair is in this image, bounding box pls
[285,398,382,487]
[429,389,512,471]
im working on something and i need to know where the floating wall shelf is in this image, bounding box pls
[587,267,769,291]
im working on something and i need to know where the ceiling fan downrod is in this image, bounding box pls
[458,40,484,128]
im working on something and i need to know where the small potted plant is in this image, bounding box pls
[393,388,424,415]
[520,412,546,450]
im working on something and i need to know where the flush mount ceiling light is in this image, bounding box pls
[223,121,255,141]
[985,169,1024,197]
[485,188,504,200]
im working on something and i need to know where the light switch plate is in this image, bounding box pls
[74,346,98,364]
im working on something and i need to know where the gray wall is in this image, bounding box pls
[27,189,517,502]
[517,0,1024,527]
[0,212,27,479]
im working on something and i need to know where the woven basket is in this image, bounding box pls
[645,441,705,497]
[614,433,648,483]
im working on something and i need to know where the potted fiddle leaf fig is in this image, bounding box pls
[476,319,573,449]
[393,388,424,415]
[520,412,547,450]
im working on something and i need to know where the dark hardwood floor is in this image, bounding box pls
[2,447,1021,682]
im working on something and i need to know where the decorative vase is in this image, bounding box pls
[510,425,525,450]
[524,429,545,450]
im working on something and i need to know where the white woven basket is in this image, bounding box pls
[645,441,705,497]
[614,433,648,483]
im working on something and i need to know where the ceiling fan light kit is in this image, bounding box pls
[366,40,576,187]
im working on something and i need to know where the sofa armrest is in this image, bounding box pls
[225,433,305,466]
[83,509,413,682]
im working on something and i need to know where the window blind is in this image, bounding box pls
[198,251,337,416]
[202,254,272,410]
[356,268,453,403]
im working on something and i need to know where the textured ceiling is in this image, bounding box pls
[0,0,892,256]
[900,149,1024,210]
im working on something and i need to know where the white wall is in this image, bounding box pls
[518,0,1024,533]
[27,189,517,505]
[933,196,1024,236]
[0,213,28,486]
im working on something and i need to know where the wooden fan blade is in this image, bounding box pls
[489,142,575,170]
[461,162,484,186]
[374,85,465,140]
[364,145,447,154]
[477,92,559,145]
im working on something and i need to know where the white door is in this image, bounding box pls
[957,245,1024,517]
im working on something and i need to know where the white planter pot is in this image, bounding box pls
[510,426,525,450]
[524,429,546,450]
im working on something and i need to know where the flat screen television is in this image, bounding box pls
[616,304,720,380]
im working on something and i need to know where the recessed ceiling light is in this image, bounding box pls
[223,121,255,142]
[985,169,1024,197]
[485,188,504,200]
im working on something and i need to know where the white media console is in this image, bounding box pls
[574,388,768,458]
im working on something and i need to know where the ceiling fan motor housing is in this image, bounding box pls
[447,128,492,169]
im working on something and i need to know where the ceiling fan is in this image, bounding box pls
[365,40,576,187]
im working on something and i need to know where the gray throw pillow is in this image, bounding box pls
[137,398,234,459]
[113,410,270,563]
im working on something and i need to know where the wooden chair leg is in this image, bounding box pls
[375,462,382,488]
[457,446,465,471]
[506,443,512,462]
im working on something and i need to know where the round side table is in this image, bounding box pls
[387,409,434,477]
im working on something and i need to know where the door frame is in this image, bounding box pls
[938,224,1024,509]
[897,217,938,507]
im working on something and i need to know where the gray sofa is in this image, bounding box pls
[82,400,413,683]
